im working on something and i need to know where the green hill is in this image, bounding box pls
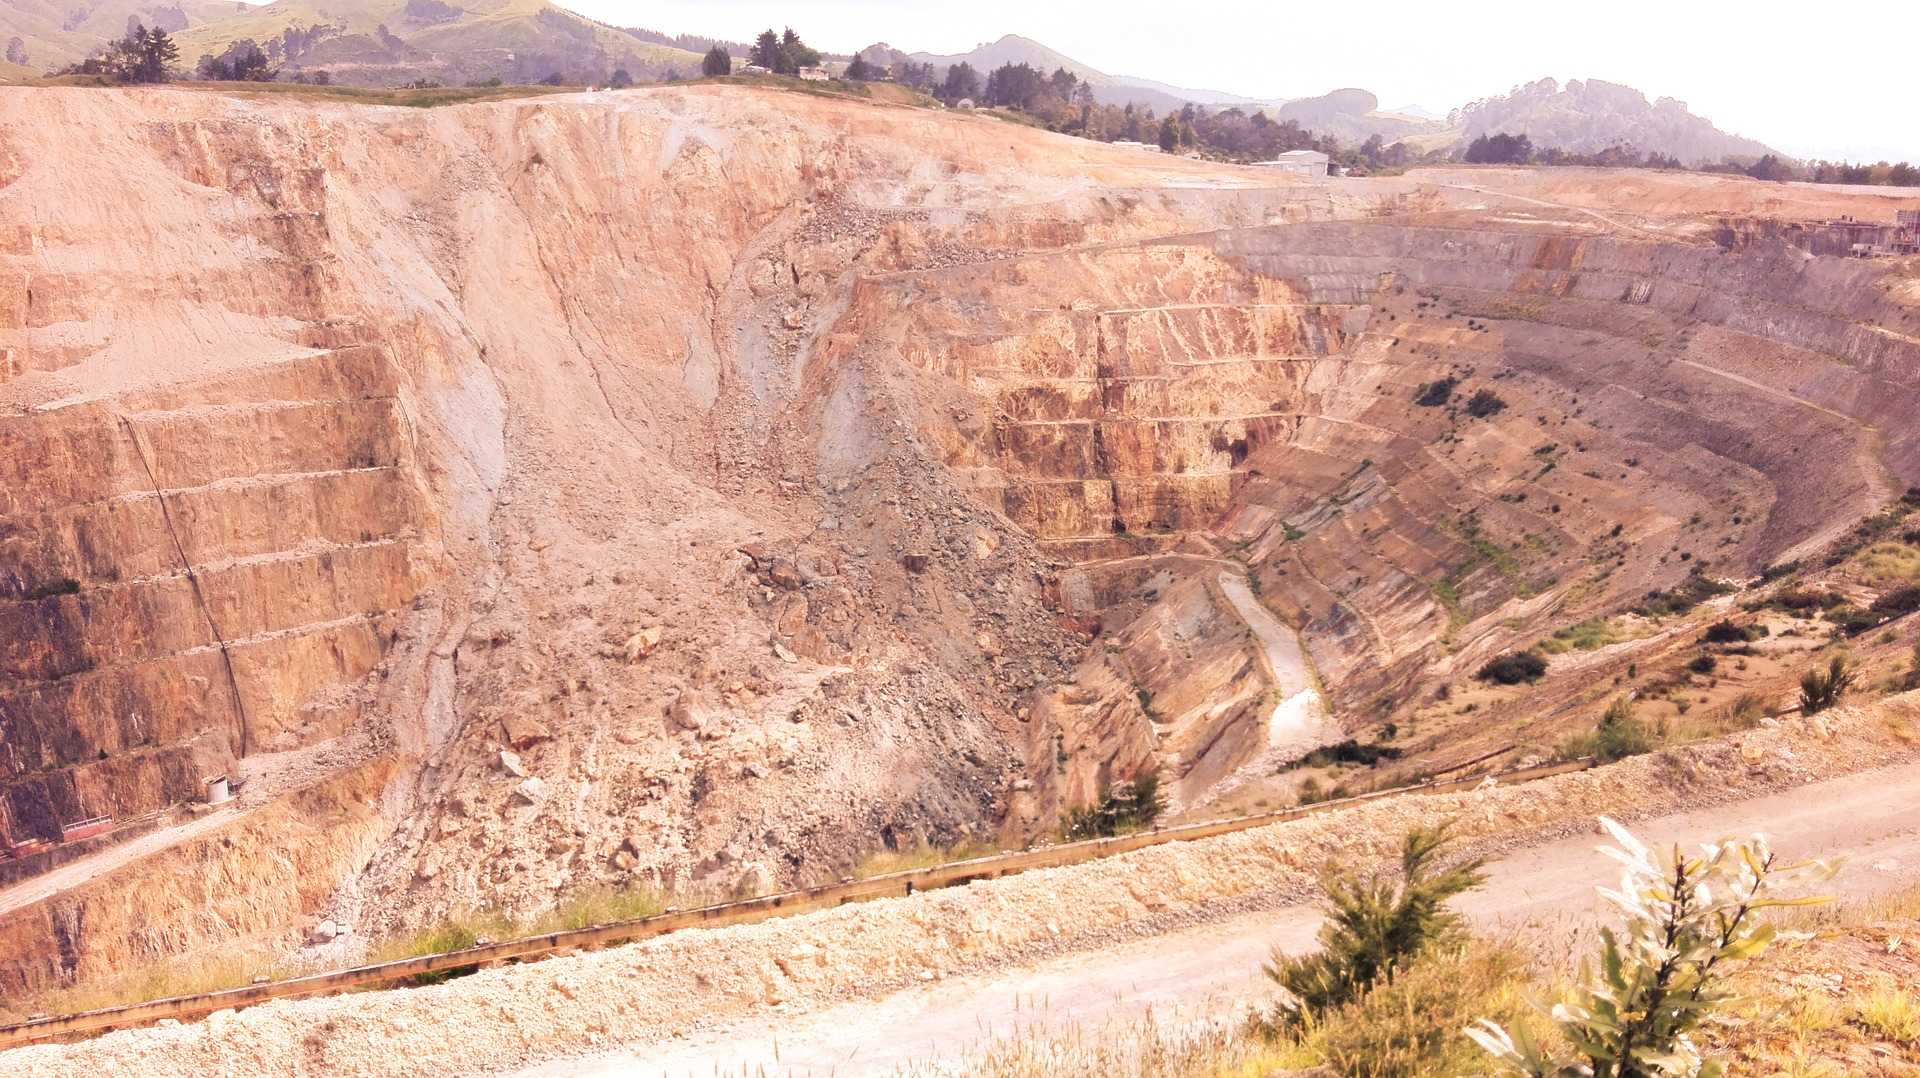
[169,0,702,85]
[0,0,238,72]
[0,0,703,84]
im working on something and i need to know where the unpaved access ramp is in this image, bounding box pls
[4,699,1916,1078]
[544,758,1920,1076]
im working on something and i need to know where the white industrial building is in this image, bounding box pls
[1257,149,1330,177]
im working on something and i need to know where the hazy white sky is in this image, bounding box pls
[553,0,1917,162]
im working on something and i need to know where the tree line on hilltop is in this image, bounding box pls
[45,20,1920,188]
[1465,131,1919,187]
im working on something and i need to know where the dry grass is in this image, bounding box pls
[894,1014,1298,1078]
[1855,988,1920,1044]
[0,882,672,1021]
[0,951,295,1023]
[896,942,1544,1078]
[1855,542,1920,589]
[854,837,1001,880]
[27,74,575,108]
[1535,617,1637,654]
[1704,883,1920,1074]
[371,882,668,965]
[1288,943,1547,1077]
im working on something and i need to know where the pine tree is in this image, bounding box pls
[1266,825,1486,1025]
[940,62,978,104]
[1157,115,1179,152]
[701,46,730,77]
[749,30,779,71]
[773,27,817,75]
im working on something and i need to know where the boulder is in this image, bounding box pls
[668,692,711,733]
[623,626,664,662]
[500,714,551,749]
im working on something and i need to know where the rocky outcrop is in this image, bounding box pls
[1450,77,1778,165]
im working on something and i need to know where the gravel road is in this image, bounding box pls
[530,759,1920,1077]
[0,808,240,920]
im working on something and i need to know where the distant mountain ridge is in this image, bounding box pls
[0,10,1789,166]
[1453,77,1777,165]
[880,37,1453,147]
[895,34,1246,113]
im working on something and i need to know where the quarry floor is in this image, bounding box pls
[526,759,1920,1077]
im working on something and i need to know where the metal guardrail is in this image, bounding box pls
[0,755,1596,1050]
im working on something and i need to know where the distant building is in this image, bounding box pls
[797,66,829,82]
[1110,140,1150,149]
[1895,210,1920,255]
[955,97,975,109]
[1808,213,1920,257]
[1257,149,1330,178]
[742,64,770,75]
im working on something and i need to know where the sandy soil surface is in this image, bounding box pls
[533,759,1920,1077]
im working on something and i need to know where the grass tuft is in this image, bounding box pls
[854,838,1000,880]
[1855,988,1920,1044]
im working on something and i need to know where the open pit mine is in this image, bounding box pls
[2,81,1919,1073]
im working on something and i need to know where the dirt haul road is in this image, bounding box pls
[528,759,1920,1077]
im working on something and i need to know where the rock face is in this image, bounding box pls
[1451,77,1778,165]
[855,208,1920,803]
[0,346,428,843]
[1,83,1917,1000]
[0,84,1334,990]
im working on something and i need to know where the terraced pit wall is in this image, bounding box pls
[868,223,1920,795]
[0,347,430,845]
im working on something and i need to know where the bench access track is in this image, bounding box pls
[0,756,1595,1050]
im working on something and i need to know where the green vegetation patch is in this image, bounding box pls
[1060,771,1166,840]
[1534,617,1620,654]
[1281,739,1404,771]
[1431,579,1467,634]
[368,883,667,983]
[1476,650,1547,685]
[1635,573,1732,618]
[1855,541,1920,588]
[1464,388,1508,418]
[855,837,1000,879]
[1413,376,1459,407]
